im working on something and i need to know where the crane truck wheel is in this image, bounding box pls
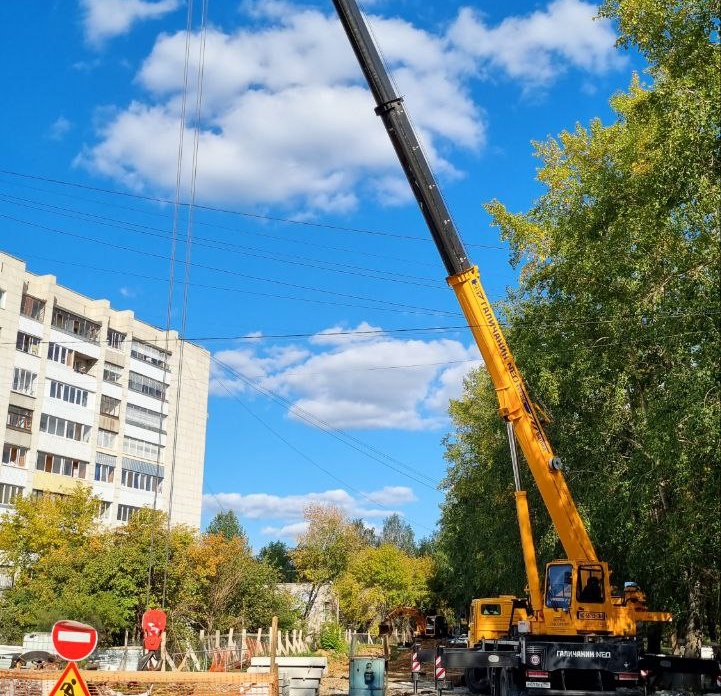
[499,667,520,696]
[465,667,490,694]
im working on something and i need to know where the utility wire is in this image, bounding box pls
[0,213,442,294]
[1,216,458,315]
[210,353,439,489]
[0,175,444,268]
[0,167,506,250]
[0,192,447,287]
[212,376,436,535]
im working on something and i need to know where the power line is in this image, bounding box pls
[1,220,458,316]
[0,192,447,287]
[6,310,715,350]
[0,167,505,250]
[212,372,437,535]
[210,353,440,490]
[0,179,445,270]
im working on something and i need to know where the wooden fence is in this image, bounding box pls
[153,627,314,672]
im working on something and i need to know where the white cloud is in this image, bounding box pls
[203,484,417,539]
[366,486,417,507]
[48,117,72,141]
[261,522,308,539]
[448,0,623,86]
[75,5,483,211]
[80,0,181,47]
[76,0,621,212]
[211,323,482,430]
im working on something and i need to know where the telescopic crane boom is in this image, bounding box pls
[331,0,596,567]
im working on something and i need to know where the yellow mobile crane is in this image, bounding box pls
[330,0,721,694]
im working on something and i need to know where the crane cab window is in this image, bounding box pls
[480,604,502,616]
[577,565,605,603]
[545,563,573,609]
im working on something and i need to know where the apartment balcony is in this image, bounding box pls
[32,471,91,496]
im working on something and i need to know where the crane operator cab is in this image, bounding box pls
[541,561,613,635]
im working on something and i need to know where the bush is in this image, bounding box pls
[318,622,347,652]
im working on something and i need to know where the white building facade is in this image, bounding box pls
[0,252,210,528]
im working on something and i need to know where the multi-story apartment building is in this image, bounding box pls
[0,251,210,528]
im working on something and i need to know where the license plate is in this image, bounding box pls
[526,682,551,689]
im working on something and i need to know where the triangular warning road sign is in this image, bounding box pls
[48,662,91,696]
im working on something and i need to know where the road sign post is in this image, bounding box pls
[51,620,98,662]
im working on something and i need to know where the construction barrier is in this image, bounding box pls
[0,669,279,696]
[411,648,421,673]
[434,652,446,683]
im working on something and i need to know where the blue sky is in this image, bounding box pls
[0,0,643,550]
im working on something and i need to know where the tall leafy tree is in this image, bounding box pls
[258,540,297,582]
[379,513,416,555]
[336,544,433,630]
[291,505,364,619]
[438,371,558,610]
[350,517,379,547]
[205,510,248,544]
[440,0,720,644]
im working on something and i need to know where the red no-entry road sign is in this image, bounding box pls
[51,620,98,662]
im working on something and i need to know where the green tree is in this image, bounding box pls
[291,505,364,619]
[0,485,100,573]
[205,510,248,543]
[438,370,557,610]
[475,0,720,645]
[336,544,432,630]
[258,541,297,582]
[379,513,416,555]
[178,533,300,633]
[350,517,379,547]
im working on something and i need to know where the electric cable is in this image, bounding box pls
[212,375,436,535]
[210,353,439,489]
[0,167,506,249]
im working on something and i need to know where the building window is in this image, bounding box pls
[7,405,33,431]
[0,288,6,309]
[123,436,161,461]
[0,484,23,508]
[48,342,72,366]
[73,356,95,375]
[16,332,41,356]
[51,306,100,343]
[97,428,117,449]
[117,504,141,522]
[2,444,28,468]
[107,328,126,351]
[121,469,160,492]
[48,380,89,407]
[96,501,112,520]
[20,294,45,321]
[128,371,166,400]
[131,340,170,370]
[126,403,164,432]
[12,367,37,396]
[40,413,91,442]
[100,394,121,418]
[95,453,116,483]
[103,363,123,384]
[36,451,88,479]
